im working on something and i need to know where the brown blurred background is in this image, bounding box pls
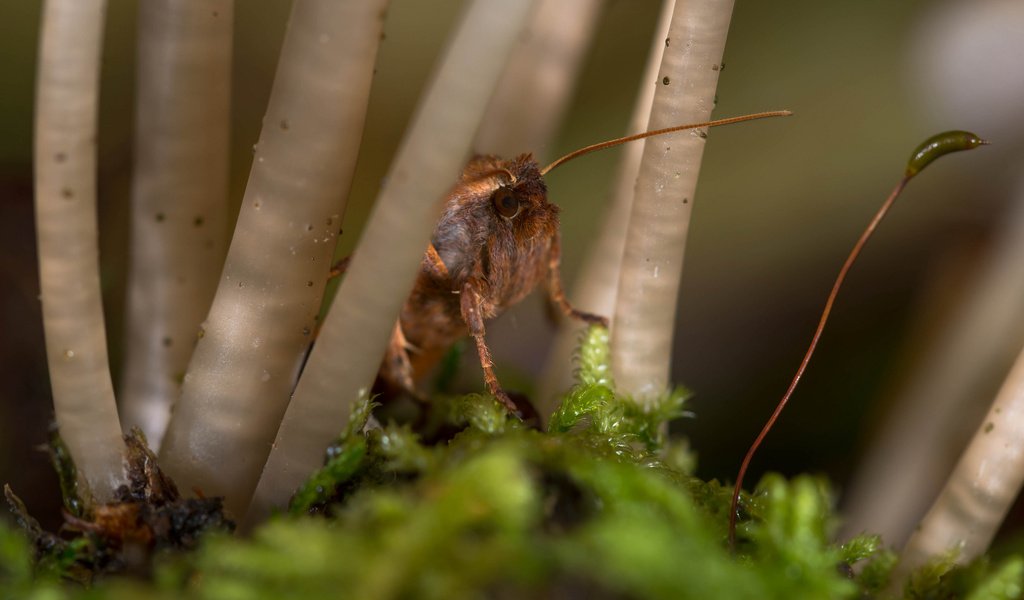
[1,0,1020,536]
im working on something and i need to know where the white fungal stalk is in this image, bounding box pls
[247,0,533,522]
[895,341,1024,579]
[33,0,126,501]
[610,0,734,403]
[473,0,604,161]
[119,0,233,451]
[159,0,388,517]
[538,0,675,416]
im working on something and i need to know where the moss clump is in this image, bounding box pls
[5,325,1024,598]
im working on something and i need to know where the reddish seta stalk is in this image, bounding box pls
[728,176,909,548]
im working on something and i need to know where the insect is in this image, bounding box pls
[350,111,791,417]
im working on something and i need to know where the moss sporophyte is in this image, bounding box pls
[728,131,989,547]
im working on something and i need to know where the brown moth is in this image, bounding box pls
[379,153,606,416]
[349,111,791,417]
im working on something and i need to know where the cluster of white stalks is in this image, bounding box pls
[30,0,1024,588]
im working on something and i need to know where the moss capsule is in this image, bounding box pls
[905,130,988,179]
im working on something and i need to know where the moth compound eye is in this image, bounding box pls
[492,186,521,219]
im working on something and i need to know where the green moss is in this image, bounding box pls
[549,325,690,451]
[446,392,517,435]
[900,553,1024,600]
[0,523,65,599]
[967,557,1024,600]
[186,325,862,599]
[288,395,376,515]
[906,547,961,598]
[7,325,1024,599]
[0,519,33,588]
[47,430,86,518]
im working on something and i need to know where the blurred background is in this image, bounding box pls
[2,0,1022,544]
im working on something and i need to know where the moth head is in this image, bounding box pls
[465,154,549,222]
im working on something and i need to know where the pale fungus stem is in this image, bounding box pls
[473,0,604,162]
[34,0,127,501]
[537,0,674,416]
[159,0,388,517]
[610,0,736,403]
[246,0,533,523]
[119,0,233,451]
[894,343,1024,585]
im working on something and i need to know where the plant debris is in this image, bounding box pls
[4,428,233,585]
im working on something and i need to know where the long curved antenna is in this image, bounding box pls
[540,110,792,176]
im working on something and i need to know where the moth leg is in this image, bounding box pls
[460,280,518,415]
[424,243,450,279]
[383,320,423,400]
[547,232,609,327]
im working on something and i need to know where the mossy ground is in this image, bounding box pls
[2,327,1023,599]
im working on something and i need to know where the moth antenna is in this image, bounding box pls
[470,167,517,186]
[539,110,792,176]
